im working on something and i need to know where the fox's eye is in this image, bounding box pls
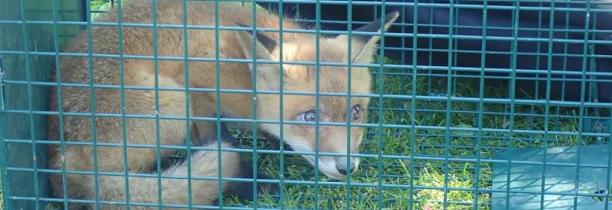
[300,110,317,122]
[351,105,361,121]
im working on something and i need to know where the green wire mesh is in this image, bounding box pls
[0,0,610,209]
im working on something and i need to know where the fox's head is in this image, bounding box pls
[236,12,399,179]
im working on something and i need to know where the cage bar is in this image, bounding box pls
[0,0,610,209]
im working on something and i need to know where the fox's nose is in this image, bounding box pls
[336,157,357,175]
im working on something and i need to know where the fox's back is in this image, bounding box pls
[58,0,302,86]
[46,1,304,144]
[50,0,306,120]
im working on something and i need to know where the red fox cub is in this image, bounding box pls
[46,0,398,209]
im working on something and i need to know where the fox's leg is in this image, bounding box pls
[190,93,223,144]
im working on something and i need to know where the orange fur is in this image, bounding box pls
[47,0,398,209]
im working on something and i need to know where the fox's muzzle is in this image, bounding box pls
[336,156,358,175]
[311,156,360,180]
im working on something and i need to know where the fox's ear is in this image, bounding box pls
[236,30,277,61]
[236,30,281,89]
[337,11,400,63]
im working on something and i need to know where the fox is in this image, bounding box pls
[46,0,399,209]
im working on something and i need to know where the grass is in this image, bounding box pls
[1,0,606,209]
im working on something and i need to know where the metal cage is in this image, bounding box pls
[0,0,611,209]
